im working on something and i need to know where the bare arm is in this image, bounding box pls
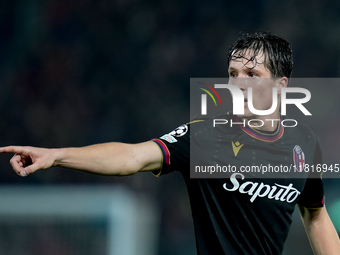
[298,205,340,254]
[0,141,162,177]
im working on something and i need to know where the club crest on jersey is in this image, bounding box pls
[169,124,188,137]
[293,145,305,172]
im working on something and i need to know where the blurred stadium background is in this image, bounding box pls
[0,0,340,254]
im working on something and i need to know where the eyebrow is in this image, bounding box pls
[228,64,267,78]
[228,65,263,72]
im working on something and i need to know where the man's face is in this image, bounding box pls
[228,51,281,119]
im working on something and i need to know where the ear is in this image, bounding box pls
[277,77,288,94]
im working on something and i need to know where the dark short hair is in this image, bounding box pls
[227,32,293,78]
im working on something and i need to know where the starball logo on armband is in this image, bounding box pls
[160,124,188,143]
[197,82,311,128]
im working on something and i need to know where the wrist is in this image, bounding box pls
[52,148,68,167]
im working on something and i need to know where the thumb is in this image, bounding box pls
[20,161,44,176]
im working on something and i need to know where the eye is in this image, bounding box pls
[248,72,258,78]
[229,71,237,78]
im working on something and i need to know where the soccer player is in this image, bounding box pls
[0,32,339,254]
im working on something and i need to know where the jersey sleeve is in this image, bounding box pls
[297,136,325,208]
[151,124,190,177]
[151,120,209,177]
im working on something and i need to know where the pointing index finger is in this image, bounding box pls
[0,146,28,155]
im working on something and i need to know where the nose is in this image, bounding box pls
[230,77,247,92]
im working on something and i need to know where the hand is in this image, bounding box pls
[0,146,56,177]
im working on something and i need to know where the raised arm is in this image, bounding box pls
[298,205,340,254]
[0,141,162,177]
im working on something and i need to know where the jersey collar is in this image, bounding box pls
[236,115,284,142]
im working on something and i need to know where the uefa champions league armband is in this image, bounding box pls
[151,123,192,176]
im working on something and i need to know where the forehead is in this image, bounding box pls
[228,50,272,77]
[229,50,266,69]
